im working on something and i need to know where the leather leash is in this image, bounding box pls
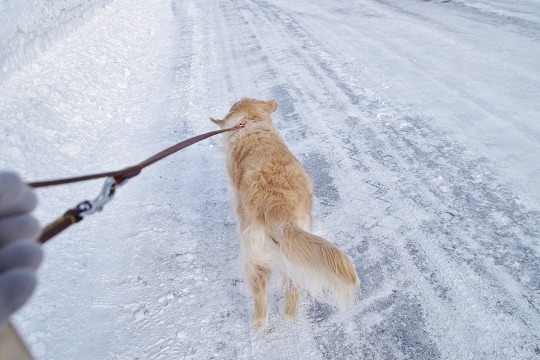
[29,124,242,244]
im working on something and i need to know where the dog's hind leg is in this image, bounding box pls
[282,277,299,319]
[245,261,270,330]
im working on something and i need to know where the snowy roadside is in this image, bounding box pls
[0,0,112,83]
[1,0,185,358]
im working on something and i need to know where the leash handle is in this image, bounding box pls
[39,204,84,244]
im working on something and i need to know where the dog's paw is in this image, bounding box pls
[283,307,298,319]
[251,313,268,332]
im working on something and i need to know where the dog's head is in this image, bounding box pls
[210,98,277,129]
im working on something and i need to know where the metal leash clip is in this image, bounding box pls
[79,177,122,217]
[38,177,125,244]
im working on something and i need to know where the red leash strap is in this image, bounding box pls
[32,124,242,243]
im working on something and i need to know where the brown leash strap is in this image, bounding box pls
[29,125,241,188]
[32,124,242,243]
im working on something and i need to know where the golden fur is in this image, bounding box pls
[211,98,359,330]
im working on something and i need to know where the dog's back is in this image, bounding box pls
[211,98,359,329]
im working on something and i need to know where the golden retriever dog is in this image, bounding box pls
[211,98,359,330]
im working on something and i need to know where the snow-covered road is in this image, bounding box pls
[1,0,539,359]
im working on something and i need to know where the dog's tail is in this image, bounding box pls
[273,221,359,309]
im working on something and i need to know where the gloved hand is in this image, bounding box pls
[0,172,42,326]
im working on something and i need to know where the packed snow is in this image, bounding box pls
[1,0,539,359]
[0,0,110,83]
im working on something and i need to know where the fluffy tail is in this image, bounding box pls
[274,222,359,309]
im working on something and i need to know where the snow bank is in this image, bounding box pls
[0,0,111,83]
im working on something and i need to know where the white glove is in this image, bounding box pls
[0,172,42,326]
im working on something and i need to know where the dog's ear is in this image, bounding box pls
[210,117,224,128]
[266,99,277,113]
